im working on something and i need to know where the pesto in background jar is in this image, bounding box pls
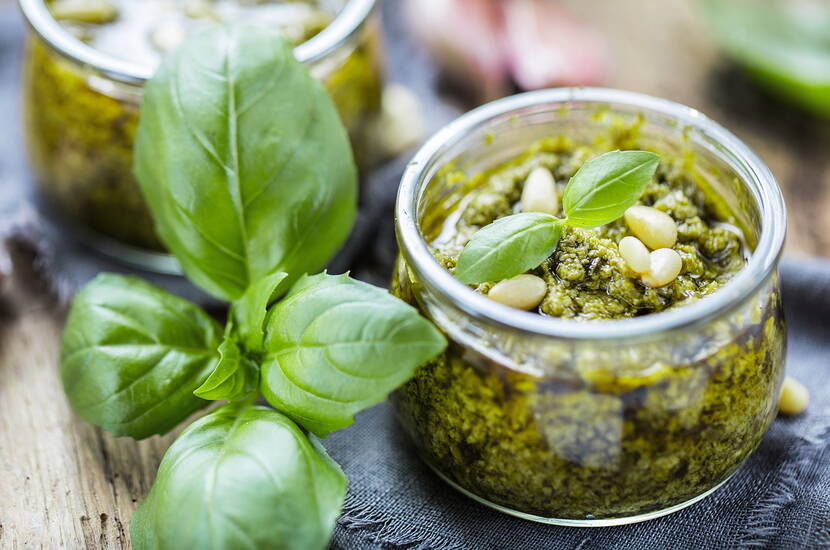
[20,0,382,256]
[392,89,788,525]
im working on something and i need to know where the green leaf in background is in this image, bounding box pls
[700,0,830,116]
[130,404,347,550]
[232,271,290,352]
[562,150,659,228]
[193,330,258,402]
[260,273,447,437]
[134,25,357,301]
[454,213,564,285]
[61,274,221,439]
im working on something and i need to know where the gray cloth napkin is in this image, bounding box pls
[324,258,830,550]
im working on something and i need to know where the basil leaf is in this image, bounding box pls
[130,404,346,550]
[193,332,258,402]
[260,273,447,436]
[701,0,830,116]
[134,24,357,301]
[232,271,290,352]
[61,274,221,439]
[454,213,563,285]
[562,150,659,228]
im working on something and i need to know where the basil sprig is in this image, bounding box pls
[454,150,660,284]
[60,25,446,550]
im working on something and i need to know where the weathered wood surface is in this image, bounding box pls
[2,0,829,548]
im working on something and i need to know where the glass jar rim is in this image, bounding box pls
[396,88,787,341]
[18,0,376,85]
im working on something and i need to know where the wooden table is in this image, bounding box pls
[1,1,827,548]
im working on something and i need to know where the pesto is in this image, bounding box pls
[430,139,747,319]
[391,138,786,520]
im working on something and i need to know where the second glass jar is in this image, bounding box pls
[19,0,382,265]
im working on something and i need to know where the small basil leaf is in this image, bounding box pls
[454,213,563,285]
[232,271,290,352]
[260,273,447,437]
[130,403,346,550]
[134,24,357,301]
[61,274,221,439]
[562,150,659,228]
[192,333,258,402]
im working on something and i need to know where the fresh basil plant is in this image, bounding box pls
[454,150,660,284]
[60,24,447,550]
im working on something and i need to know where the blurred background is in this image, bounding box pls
[394,0,830,258]
[1,0,829,290]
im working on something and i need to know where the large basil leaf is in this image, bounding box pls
[130,404,346,550]
[61,274,221,439]
[454,213,563,284]
[134,25,357,301]
[260,273,447,436]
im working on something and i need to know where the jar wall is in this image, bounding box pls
[391,260,785,520]
[21,10,383,252]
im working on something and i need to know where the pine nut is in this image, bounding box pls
[618,236,651,273]
[488,274,547,310]
[624,206,678,249]
[51,0,119,23]
[779,376,809,415]
[641,248,682,288]
[520,168,558,215]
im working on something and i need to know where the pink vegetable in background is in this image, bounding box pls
[502,0,608,90]
[406,0,509,99]
[406,0,608,100]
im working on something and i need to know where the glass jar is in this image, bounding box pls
[391,88,787,526]
[19,0,382,271]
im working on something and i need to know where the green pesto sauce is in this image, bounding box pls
[429,138,748,320]
[390,135,786,520]
[24,0,382,250]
